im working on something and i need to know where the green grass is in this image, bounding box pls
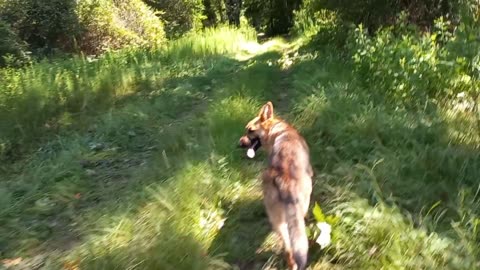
[1,26,479,270]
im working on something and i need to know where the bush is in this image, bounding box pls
[0,21,29,66]
[76,0,166,55]
[0,0,79,53]
[202,0,228,27]
[316,0,460,31]
[0,0,166,56]
[244,0,302,35]
[346,13,480,107]
[143,0,205,38]
[293,3,349,49]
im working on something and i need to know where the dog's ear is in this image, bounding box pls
[259,101,274,122]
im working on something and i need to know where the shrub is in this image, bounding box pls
[346,13,480,107]
[316,0,460,31]
[244,0,302,35]
[201,0,228,27]
[0,21,29,66]
[0,0,79,53]
[143,0,205,38]
[293,4,349,49]
[76,0,166,55]
[0,0,166,56]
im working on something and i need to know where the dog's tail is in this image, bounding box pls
[282,188,308,270]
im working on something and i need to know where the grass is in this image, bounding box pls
[1,25,479,270]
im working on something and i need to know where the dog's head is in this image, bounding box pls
[238,101,275,158]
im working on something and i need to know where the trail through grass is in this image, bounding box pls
[1,27,479,270]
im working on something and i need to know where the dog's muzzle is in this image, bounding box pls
[238,136,261,150]
[239,136,252,148]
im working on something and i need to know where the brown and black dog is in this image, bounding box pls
[239,101,313,270]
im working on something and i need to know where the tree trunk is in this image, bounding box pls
[203,0,217,27]
[225,0,242,26]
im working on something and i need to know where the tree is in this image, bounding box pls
[225,0,242,26]
[244,0,302,35]
[143,0,204,38]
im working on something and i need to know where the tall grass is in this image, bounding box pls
[0,26,257,159]
[165,26,257,59]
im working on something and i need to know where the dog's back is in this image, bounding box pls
[262,121,313,270]
[238,102,313,270]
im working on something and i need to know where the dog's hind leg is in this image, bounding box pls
[276,222,297,270]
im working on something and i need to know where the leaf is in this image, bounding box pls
[312,202,326,222]
[305,225,312,238]
[325,215,340,225]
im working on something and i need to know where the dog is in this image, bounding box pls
[239,101,313,270]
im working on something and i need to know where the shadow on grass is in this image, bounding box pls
[209,199,274,270]
[77,223,216,270]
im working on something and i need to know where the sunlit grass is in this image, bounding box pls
[0,25,257,158]
[165,25,258,60]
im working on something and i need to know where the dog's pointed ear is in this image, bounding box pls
[259,101,274,122]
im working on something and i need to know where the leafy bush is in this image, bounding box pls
[143,0,205,38]
[345,13,480,107]
[316,0,460,30]
[244,0,302,35]
[0,21,29,66]
[293,4,349,49]
[76,0,166,55]
[0,0,165,56]
[0,0,79,53]
[293,0,479,112]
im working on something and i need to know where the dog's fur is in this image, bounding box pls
[239,102,313,270]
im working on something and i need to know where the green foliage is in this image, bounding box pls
[0,0,165,56]
[292,0,324,36]
[346,14,480,107]
[325,199,474,269]
[0,21,29,66]
[143,0,205,38]
[0,0,79,53]
[243,0,267,31]
[293,6,349,49]
[315,0,460,30]
[165,25,256,59]
[244,0,302,35]
[291,52,479,269]
[202,0,228,27]
[311,202,339,225]
[312,202,326,222]
[76,0,166,55]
